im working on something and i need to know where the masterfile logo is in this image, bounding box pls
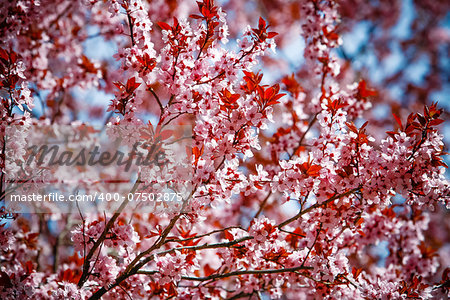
[4,124,193,214]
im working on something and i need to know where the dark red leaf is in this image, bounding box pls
[357,80,377,98]
[126,77,140,93]
[113,81,123,90]
[258,17,266,29]
[0,271,12,288]
[346,122,358,134]
[189,14,203,19]
[392,112,403,129]
[203,264,215,277]
[0,48,9,62]
[224,230,233,241]
[429,119,444,126]
[417,113,426,126]
[352,267,362,279]
[267,32,278,38]
[9,51,17,64]
[158,130,173,141]
[157,22,172,31]
[9,75,19,89]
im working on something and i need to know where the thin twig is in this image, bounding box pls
[165,226,245,243]
[277,186,361,228]
[126,10,135,46]
[155,236,254,257]
[148,87,164,115]
[300,222,322,268]
[253,191,272,219]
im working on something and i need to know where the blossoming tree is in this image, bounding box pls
[1,0,449,299]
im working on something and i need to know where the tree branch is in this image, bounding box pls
[277,186,361,228]
[77,176,141,287]
[137,265,313,282]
